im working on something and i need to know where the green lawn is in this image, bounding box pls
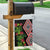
[34,1,50,8]
[0,0,7,3]
[13,0,29,2]
[0,0,29,3]
[18,48,30,50]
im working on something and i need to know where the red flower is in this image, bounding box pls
[24,44,26,46]
[16,33,18,35]
[15,23,17,27]
[20,23,23,26]
[20,31,24,34]
[21,39,24,42]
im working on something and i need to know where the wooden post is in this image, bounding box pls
[3,15,22,50]
[8,19,13,50]
[8,0,13,50]
[3,0,22,50]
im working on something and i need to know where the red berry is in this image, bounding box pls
[21,39,24,42]
[16,33,18,35]
[24,44,26,46]
[20,32,24,34]
[15,23,17,27]
[20,23,23,26]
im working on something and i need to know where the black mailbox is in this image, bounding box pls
[13,2,34,15]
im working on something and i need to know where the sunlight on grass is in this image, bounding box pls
[0,0,7,3]
[13,0,29,2]
[18,48,30,50]
[34,1,50,8]
[0,0,29,3]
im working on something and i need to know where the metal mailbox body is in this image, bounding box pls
[13,2,34,15]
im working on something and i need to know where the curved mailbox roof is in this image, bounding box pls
[13,2,34,15]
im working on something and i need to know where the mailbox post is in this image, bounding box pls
[3,0,34,50]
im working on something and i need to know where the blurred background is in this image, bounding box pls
[0,0,40,3]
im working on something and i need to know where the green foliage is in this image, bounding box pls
[34,1,50,8]
[17,42,23,46]
[0,0,29,3]
[17,35,24,40]
[18,48,30,50]
[15,24,27,46]
[0,0,7,3]
[15,26,22,33]
[24,48,30,50]
[13,0,29,2]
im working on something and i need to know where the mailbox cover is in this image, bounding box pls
[15,19,33,46]
[13,2,34,15]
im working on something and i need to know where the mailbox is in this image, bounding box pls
[13,2,34,15]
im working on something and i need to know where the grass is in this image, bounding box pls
[0,0,29,3]
[34,1,50,8]
[18,48,30,50]
[13,0,29,2]
[0,0,7,3]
